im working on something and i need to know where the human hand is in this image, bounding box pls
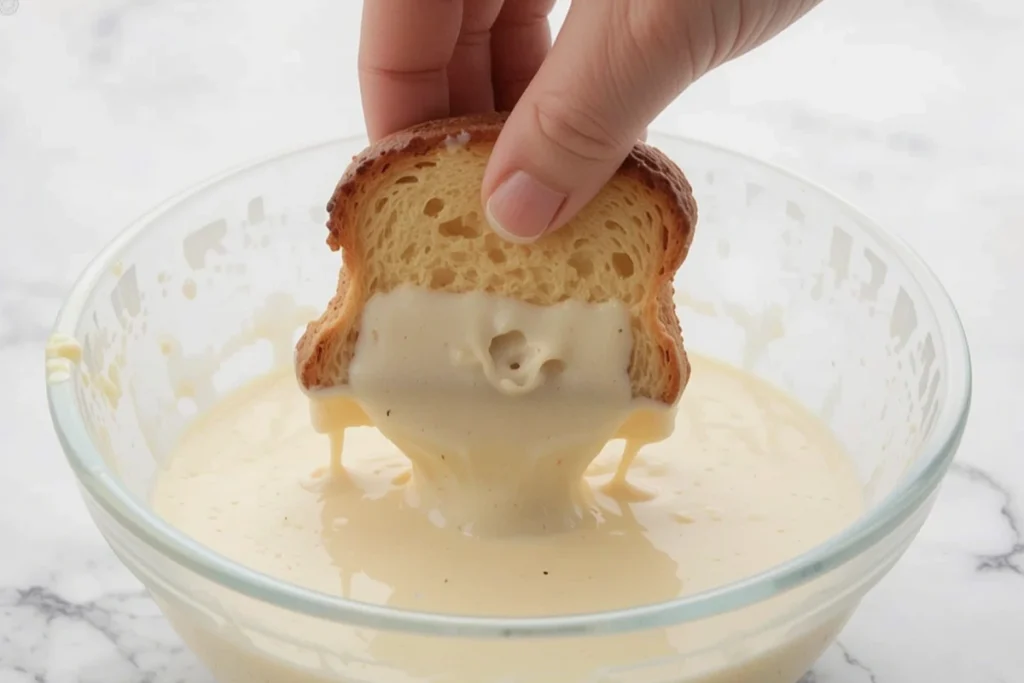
[359,0,820,242]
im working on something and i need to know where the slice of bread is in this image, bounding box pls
[295,113,698,405]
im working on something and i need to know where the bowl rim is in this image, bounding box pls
[46,131,972,639]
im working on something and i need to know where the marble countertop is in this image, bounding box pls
[1,0,1021,681]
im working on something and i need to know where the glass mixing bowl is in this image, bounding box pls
[46,132,971,683]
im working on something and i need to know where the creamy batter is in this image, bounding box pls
[152,353,862,682]
[305,286,676,536]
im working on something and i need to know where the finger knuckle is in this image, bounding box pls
[529,94,629,165]
[623,1,706,85]
[497,0,557,25]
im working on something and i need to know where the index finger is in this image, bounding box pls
[359,0,464,141]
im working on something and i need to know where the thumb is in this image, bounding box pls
[482,1,697,243]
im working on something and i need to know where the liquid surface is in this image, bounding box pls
[153,355,862,619]
[306,286,675,536]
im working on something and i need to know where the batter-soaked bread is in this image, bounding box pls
[295,112,698,404]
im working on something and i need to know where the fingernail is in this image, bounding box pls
[485,171,566,244]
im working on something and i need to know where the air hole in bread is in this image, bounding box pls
[487,249,506,264]
[573,238,590,249]
[612,252,635,278]
[488,330,526,369]
[396,176,418,184]
[374,197,388,214]
[605,220,625,233]
[423,197,445,217]
[631,215,642,228]
[415,161,437,169]
[508,268,525,279]
[400,244,416,261]
[439,216,480,238]
[624,196,635,206]
[431,267,455,288]
[568,253,594,277]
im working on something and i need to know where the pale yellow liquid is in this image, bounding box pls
[151,355,863,682]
